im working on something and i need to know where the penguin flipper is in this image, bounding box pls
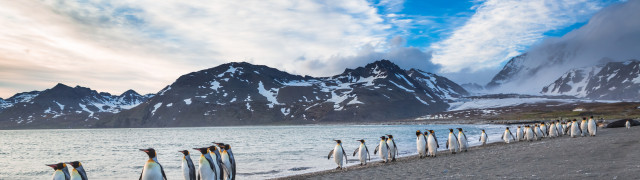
[353,147,359,156]
[159,163,168,180]
[365,145,371,162]
[327,150,334,160]
[139,169,143,180]
[446,140,449,149]
[462,133,467,141]
[374,144,379,155]
[392,140,398,156]
[434,136,440,148]
[197,173,200,180]
[509,131,515,141]
[221,164,231,180]
[340,145,348,164]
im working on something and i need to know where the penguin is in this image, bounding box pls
[588,116,597,136]
[386,134,398,161]
[479,129,488,145]
[47,163,70,180]
[193,147,217,180]
[427,130,439,157]
[523,125,534,141]
[214,142,235,180]
[353,139,371,165]
[540,123,548,137]
[516,126,524,141]
[457,128,469,152]
[626,120,631,129]
[580,117,588,136]
[534,124,543,140]
[565,121,571,135]
[502,127,516,143]
[327,140,348,169]
[208,145,227,180]
[179,150,196,180]
[548,122,558,138]
[66,161,87,180]
[416,130,427,158]
[446,129,459,153]
[556,120,563,136]
[561,122,567,135]
[571,119,582,138]
[374,136,390,163]
[139,148,167,180]
[220,145,234,180]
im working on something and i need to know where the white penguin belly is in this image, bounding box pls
[378,141,388,160]
[52,170,66,180]
[334,145,343,167]
[427,135,437,155]
[141,160,164,180]
[182,158,191,180]
[359,144,367,163]
[386,140,395,160]
[198,157,216,180]
[417,136,426,156]
[588,120,596,135]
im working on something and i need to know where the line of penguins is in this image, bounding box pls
[46,142,236,180]
[328,116,615,169]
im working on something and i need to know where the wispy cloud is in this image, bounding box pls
[430,0,605,73]
[0,0,402,97]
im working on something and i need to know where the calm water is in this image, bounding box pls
[0,124,508,179]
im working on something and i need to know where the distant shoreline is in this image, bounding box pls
[274,126,640,179]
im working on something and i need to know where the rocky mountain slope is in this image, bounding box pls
[97,60,468,127]
[541,60,640,100]
[0,84,152,128]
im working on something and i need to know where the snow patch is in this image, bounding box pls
[151,103,162,116]
[258,81,280,108]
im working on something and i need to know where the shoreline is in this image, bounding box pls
[274,127,640,179]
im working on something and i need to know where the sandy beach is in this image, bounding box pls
[277,127,640,180]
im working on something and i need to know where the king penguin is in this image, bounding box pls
[626,120,631,129]
[502,127,516,143]
[353,139,371,165]
[457,128,469,152]
[540,123,548,137]
[386,135,398,161]
[374,136,390,163]
[548,122,558,138]
[327,140,348,169]
[220,145,234,180]
[588,116,597,136]
[66,161,87,180]
[523,125,535,141]
[193,147,218,180]
[427,130,439,157]
[208,145,227,180]
[47,163,70,180]
[139,148,167,180]
[179,150,196,180]
[571,119,581,138]
[446,129,459,153]
[479,129,488,145]
[534,124,543,140]
[214,142,235,180]
[516,126,524,141]
[416,130,427,158]
[580,117,588,136]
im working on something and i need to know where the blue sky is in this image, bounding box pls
[0,0,624,98]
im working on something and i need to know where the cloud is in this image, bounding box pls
[492,0,640,93]
[430,0,606,73]
[0,0,398,97]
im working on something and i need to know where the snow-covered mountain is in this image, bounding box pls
[97,60,463,128]
[541,60,640,100]
[0,84,152,128]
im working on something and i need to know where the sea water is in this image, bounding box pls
[0,124,508,179]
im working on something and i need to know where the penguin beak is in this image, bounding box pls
[139,149,149,152]
[46,164,57,168]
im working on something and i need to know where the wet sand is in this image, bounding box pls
[276,127,640,180]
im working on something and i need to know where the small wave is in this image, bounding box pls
[237,170,280,176]
[288,167,312,171]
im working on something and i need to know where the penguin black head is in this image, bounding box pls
[65,161,81,169]
[481,129,485,132]
[517,126,521,128]
[590,116,594,119]
[222,145,230,150]
[357,139,365,143]
[334,140,342,144]
[429,130,435,134]
[386,134,394,139]
[506,127,510,130]
[179,150,190,156]
[416,130,422,136]
[193,147,209,154]
[208,145,218,152]
[583,117,587,120]
[213,142,225,147]
[449,129,454,132]
[380,136,386,140]
[139,148,157,159]
[457,128,463,132]
[46,163,64,170]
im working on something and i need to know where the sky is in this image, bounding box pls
[0,0,623,98]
